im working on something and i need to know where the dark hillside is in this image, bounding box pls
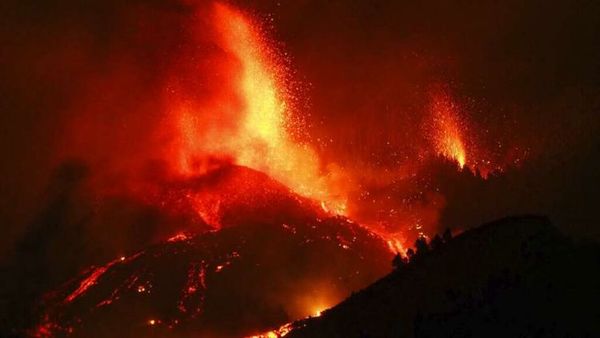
[287,216,600,338]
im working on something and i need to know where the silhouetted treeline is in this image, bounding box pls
[392,228,453,270]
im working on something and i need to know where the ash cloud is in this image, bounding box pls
[0,0,209,257]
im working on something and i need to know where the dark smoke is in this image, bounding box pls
[0,0,197,258]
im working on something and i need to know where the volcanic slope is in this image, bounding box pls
[286,216,600,338]
[33,165,393,338]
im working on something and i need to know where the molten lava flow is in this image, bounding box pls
[385,236,406,254]
[64,258,121,303]
[247,303,325,338]
[248,322,294,338]
[428,90,468,169]
[34,209,393,337]
[171,3,347,219]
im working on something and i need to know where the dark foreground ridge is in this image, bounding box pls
[287,215,600,338]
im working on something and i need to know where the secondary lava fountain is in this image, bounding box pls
[428,89,468,169]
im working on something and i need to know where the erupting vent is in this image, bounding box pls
[172,3,346,215]
[23,2,536,337]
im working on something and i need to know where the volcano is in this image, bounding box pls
[32,165,393,338]
[3,1,599,338]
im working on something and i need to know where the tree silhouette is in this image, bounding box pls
[430,234,443,251]
[415,236,429,256]
[392,253,405,270]
[442,228,453,243]
[406,248,415,261]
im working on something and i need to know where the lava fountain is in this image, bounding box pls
[171,3,347,219]
[428,89,468,169]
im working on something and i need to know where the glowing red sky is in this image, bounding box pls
[1,0,599,259]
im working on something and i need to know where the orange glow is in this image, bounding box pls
[247,322,293,338]
[289,285,338,320]
[167,232,190,242]
[245,304,323,337]
[385,236,406,254]
[312,308,325,317]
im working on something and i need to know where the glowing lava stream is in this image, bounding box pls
[175,3,347,218]
[248,304,328,338]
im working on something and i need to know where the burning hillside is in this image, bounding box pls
[33,167,392,338]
